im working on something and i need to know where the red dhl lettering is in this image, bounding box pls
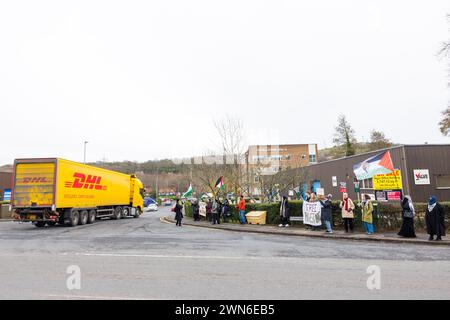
[65,172,107,190]
[21,177,49,183]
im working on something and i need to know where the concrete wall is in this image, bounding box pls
[0,205,12,219]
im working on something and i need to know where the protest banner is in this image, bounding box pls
[302,201,322,226]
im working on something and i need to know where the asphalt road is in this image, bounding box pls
[0,206,449,300]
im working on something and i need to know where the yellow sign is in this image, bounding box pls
[373,170,403,191]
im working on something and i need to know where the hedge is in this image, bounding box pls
[183,201,450,232]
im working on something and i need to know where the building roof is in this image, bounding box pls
[311,144,450,167]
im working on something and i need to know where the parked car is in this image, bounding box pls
[144,197,158,212]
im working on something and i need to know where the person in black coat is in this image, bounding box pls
[279,196,290,227]
[192,200,200,221]
[426,196,446,241]
[174,198,183,227]
[206,199,213,222]
[398,196,416,238]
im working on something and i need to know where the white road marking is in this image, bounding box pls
[72,252,266,260]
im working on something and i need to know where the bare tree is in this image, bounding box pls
[438,14,450,136]
[369,130,393,150]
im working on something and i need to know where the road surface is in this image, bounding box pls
[0,206,449,300]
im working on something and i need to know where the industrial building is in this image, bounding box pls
[295,144,450,203]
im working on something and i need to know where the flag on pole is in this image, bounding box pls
[182,183,193,198]
[353,151,394,181]
[215,176,224,190]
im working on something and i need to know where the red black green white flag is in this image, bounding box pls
[215,176,224,190]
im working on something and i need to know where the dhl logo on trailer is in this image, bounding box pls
[56,159,130,208]
[64,173,108,191]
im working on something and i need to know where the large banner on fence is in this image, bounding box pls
[302,201,322,226]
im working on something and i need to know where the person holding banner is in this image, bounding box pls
[340,193,355,233]
[320,194,333,234]
[360,194,374,235]
[192,200,200,222]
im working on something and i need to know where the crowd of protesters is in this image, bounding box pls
[173,192,446,241]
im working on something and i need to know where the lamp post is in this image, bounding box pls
[83,141,89,164]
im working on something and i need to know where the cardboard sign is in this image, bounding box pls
[373,170,403,191]
[339,182,347,193]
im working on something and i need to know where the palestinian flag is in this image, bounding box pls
[182,183,193,198]
[353,151,394,181]
[215,176,224,190]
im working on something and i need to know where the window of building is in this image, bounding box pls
[254,175,260,183]
[436,175,450,189]
[361,178,373,189]
[309,154,317,163]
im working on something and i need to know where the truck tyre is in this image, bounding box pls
[112,207,122,220]
[87,210,96,224]
[122,207,130,218]
[69,210,80,227]
[34,221,46,228]
[79,210,88,225]
[133,208,141,218]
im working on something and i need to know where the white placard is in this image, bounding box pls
[413,169,430,185]
[332,176,338,187]
[316,188,325,196]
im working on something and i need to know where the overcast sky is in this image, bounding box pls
[1,0,449,165]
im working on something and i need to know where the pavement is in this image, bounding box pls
[163,216,450,246]
[0,207,450,300]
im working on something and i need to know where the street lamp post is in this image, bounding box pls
[83,141,89,164]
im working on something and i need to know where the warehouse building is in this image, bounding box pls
[295,144,450,203]
[0,172,12,201]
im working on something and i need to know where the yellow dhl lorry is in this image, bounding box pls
[10,158,144,227]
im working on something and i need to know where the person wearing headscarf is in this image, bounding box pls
[425,196,446,241]
[174,198,183,227]
[320,194,333,234]
[398,196,416,238]
[279,196,290,228]
[360,194,374,235]
[340,193,355,233]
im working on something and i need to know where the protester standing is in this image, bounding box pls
[426,196,446,241]
[398,196,416,238]
[174,198,183,227]
[237,195,246,224]
[309,193,321,231]
[206,199,213,222]
[222,199,230,223]
[279,196,290,228]
[320,194,333,234]
[212,198,221,225]
[340,193,355,233]
[361,194,374,235]
[192,200,200,222]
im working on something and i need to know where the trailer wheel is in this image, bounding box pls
[112,207,122,220]
[79,210,88,225]
[34,221,46,228]
[87,210,96,224]
[69,210,80,227]
[122,207,130,218]
[133,208,141,218]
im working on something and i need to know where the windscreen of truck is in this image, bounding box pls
[13,162,55,208]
